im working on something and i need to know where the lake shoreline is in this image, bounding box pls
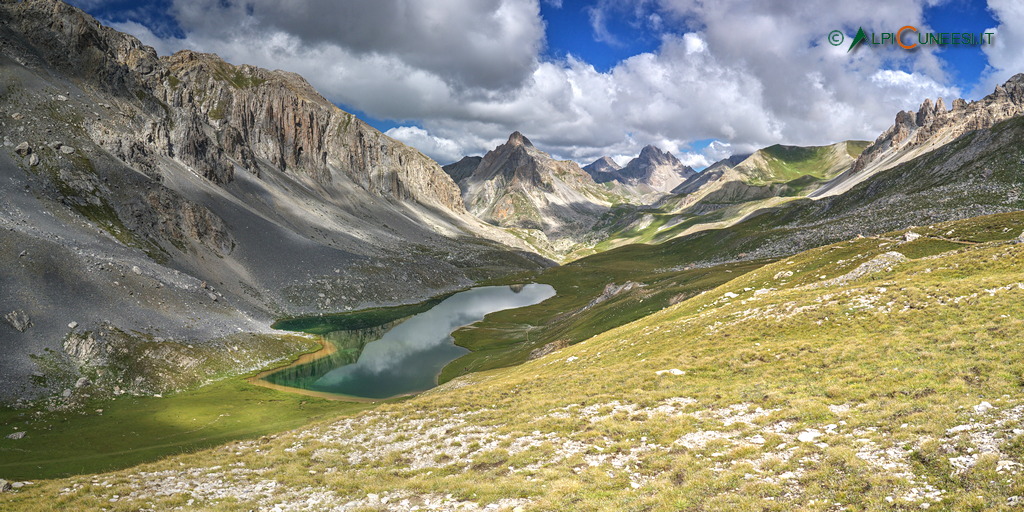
[263,284,555,400]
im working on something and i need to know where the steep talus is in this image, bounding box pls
[0,0,544,401]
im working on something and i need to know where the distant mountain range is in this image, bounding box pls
[584,145,696,194]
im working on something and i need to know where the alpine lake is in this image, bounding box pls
[260,284,556,400]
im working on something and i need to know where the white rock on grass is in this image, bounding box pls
[797,429,822,443]
[655,369,685,376]
[973,401,994,414]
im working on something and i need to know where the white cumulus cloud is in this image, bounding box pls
[385,126,465,165]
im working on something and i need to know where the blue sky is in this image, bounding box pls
[72,0,1019,168]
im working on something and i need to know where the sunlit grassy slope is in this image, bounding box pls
[6,210,1024,511]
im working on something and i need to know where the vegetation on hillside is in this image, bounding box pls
[6,211,1023,510]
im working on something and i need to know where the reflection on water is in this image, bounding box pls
[263,284,555,399]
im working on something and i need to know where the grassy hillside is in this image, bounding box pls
[443,109,1024,380]
[756,144,834,183]
[0,337,376,480]
[593,141,869,250]
[6,211,1023,511]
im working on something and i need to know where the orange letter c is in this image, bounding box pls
[897,25,918,49]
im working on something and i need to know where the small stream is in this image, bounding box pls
[262,284,555,399]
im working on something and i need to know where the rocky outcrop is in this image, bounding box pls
[137,188,235,256]
[852,74,1024,174]
[3,311,32,333]
[528,339,569,360]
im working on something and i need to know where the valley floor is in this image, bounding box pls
[4,212,1024,511]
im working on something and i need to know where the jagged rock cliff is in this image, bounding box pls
[815,74,1024,198]
[1,0,465,210]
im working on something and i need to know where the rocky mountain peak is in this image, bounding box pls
[582,156,622,177]
[584,145,694,194]
[455,134,610,248]
[506,131,534,148]
[620,145,695,192]
[637,144,671,163]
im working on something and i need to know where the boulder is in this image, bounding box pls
[14,141,30,156]
[3,310,32,332]
[0,479,11,492]
[59,145,75,154]
[27,153,39,166]
[75,377,91,388]
[6,431,25,440]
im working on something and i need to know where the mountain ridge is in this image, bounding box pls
[814,73,1024,198]
[585,145,696,195]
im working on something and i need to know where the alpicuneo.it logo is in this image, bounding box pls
[828,27,994,52]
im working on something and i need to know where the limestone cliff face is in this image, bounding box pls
[0,0,465,211]
[149,51,465,210]
[853,74,1024,173]
[810,74,1024,199]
